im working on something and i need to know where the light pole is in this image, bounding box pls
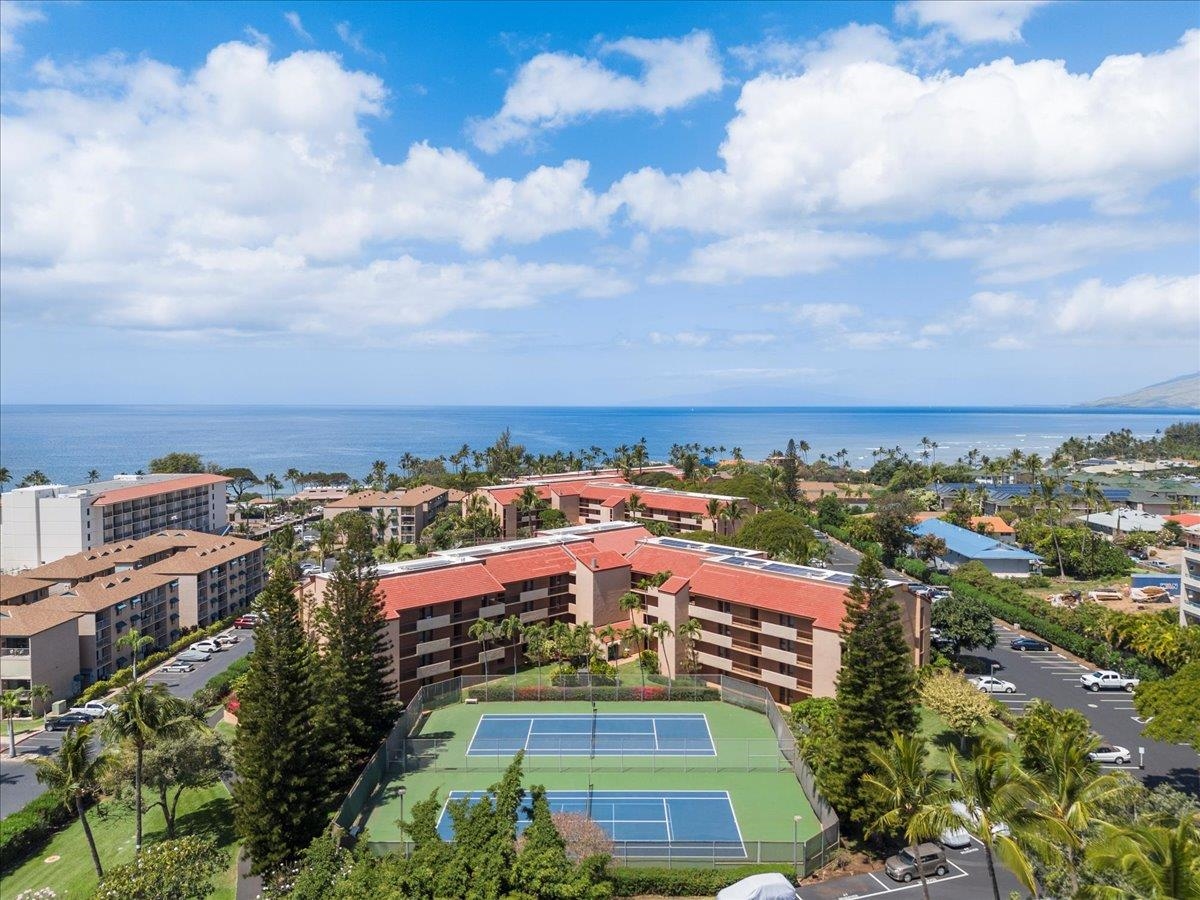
[792,814,803,874]
[398,786,408,856]
[1138,747,1144,770]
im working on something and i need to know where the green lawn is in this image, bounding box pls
[918,706,1013,773]
[4,716,47,739]
[362,698,818,850]
[1,783,239,899]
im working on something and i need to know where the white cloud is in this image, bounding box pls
[895,1,1052,44]
[244,27,271,49]
[732,23,901,73]
[0,41,626,337]
[611,31,1200,232]
[471,31,722,152]
[916,221,1198,283]
[781,303,863,328]
[968,291,1036,318]
[649,331,711,348]
[988,335,1029,350]
[1052,273,1199,335]
[0,0,43,55]
[727,332,777,345]
[842,330,908,349]
[669,230,886,283]
[406,330,488,346]
[283,11,312,42]
[335,21,384,61]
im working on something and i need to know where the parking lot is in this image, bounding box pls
[983,622,1199,795]
[798,838,1022,900]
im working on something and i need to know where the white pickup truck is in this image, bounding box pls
[68,700,117,719]
[1080,670,1140,692]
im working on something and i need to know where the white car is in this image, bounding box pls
[190,639,223,654]
[939,802,972,848]
[1089,745,1131,764]
[969,675,1016,694]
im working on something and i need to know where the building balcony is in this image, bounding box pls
[416,659,451,679]
[695,650,733,671]
[0,655,32,679]
[478,602,507,618]
[704,631,733,649]
[760,644,795,665]
[689,605,732,626]
[760,621,798,641]
[519,607,549,624]
[415,613,452,633]
[519,587,549,603]
[478,646,505,663]
[416,637,451,656]
[760,668,798,690]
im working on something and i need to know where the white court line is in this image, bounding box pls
[662,798,673,841]
[524,718,535,752]
[651,718,660,752]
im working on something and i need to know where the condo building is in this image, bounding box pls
[322,485,466,543]
[1,473,231,571]
[1181,524,1200,626]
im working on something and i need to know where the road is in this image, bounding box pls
[819,533,1199,793]
[0,628,255,818]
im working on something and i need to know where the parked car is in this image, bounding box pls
[45,712,93,731]
[1080,670,1140,692]
[67,700,116,719]
[234,614,259,629]
[969,675,1017,694]
[1089,745,1131,764]
[159,662,195,674]
[885,843,950,883]
[190,639,223,654]
[215,633,240,647]
[939,802,972,849]
[177,649,212,663]
[1010,637,1052,652]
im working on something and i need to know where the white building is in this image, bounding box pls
[1181,525,1200,627]
[1,474,230,571]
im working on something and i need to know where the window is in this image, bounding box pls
[780,614,796,628]
[780,639,793,653]
[716,600,732,614]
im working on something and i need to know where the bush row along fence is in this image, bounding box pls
[461,672,719,703]
[332,672,841,876]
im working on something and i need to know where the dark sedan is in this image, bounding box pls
[45,712,93,731]
[1010,637,1052,652]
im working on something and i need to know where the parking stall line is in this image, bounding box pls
[868,873,891,890]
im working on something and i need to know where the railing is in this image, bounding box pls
[0,647,31,656]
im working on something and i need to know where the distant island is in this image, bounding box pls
[1082,372,1200,409]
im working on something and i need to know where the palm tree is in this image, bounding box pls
[722,501,743,535]
[1082,815,1200,899]
[619,591,644,628]
[626,492,645,521]
[263,473,282,501]
[285,467,303,497]
[469,618,498,684]
[516,485,543,535]
[765,465,783,498]
[34,725,110,877]
[798,440,810,463]
[30,683,53,719]
[0,466,10,488]
[1031,730,1132,896]
[103,680,193,854]
[115,626,156,681]
[521,622,549,696]
[944,740,1040,900]
[1,689,25,758]
[86,469,101,483]
[649,620,674,678]
[625,624,652,691]
[705,497,723,529]
[597,624,620,661]
[498,615,523,680]
[1035,476,1068,578]
[18,470,51,487]
[863,733,958,900]
[676,618,702,673]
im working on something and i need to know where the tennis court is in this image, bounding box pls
[467,712,716,756]
[437,789,746,857]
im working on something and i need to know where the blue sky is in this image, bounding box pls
[1,0,1197,405]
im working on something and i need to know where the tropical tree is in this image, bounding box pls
[30,682,53,718]
[116,626,156,681]
[94,834,226,899]
[104,680,194,854]
[596,624,620,661]
[263,473,283,501]
[87,469,101,483]
[705,497,723,528]
[522,622,550,695]
[676,617,702,673]
[470,618,498,683]
[626,492,645,521]
[498,615,524,679]
[649,620,674,678]
[1081,815,1200,900]
[619,590,644,627]
[1033,476,1069,578]
[18,470,51,487]
[0,466,10,487]
[285,467,303,496]
[944,740,1040,900]
[516,485,544,535]
[862,732,957,900]
[34,725,110,877]
[1,689,24,758]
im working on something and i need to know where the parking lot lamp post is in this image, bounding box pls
[1138,747,1144,770]
[990,663,999,676]
[793,814,803,874]
[398,786,408,856]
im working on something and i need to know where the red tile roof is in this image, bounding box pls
[484,485,554,506]
[625,544,707,579]
[970,515,1015,535]
[571,548,630,571]
[584,526,652,555]
[376,564,504,617]
[658,575,690,594]
[478,546,576,583]
[92,474,230,507]
[1167,513,1200,527]
[687,564,850,631]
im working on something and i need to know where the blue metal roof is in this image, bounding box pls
[912,518,1042,562]
[930,482,1130,502]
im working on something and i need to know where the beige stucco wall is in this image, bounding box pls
[30,618,83,702]
[811,627,842,697]
[571,560,632,627]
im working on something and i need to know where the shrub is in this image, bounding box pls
[0,789,71,870]
[606,864,793,896]
[894,556,931,581]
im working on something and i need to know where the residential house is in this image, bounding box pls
[911,518,1042,577]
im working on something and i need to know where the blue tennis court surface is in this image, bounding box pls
[467,713,716,756]
[437,789,745,857]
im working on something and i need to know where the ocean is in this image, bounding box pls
[0,405,1196,487]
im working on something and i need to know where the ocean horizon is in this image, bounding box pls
[2,404,1197,487]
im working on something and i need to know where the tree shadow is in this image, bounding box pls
[145,794,237,849]
[956,653,1003,675]
[1144,767,1200,799]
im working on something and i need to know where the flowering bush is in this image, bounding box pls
[551,811,612,863]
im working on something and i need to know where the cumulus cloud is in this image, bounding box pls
[471,31,722,152]
[895,0,1052,44]
[0,0,44,55]
[668,230,886,283]
[916,221,1198,283]
[611,31,1200,232]
[283,11,312,42]
[0,41,625,337]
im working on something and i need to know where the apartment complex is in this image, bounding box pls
[0,604,84,702]
[322,485,466,543]
[474,476,755,540]
[1,473,231,571]
[1181,525,1200,627]
[302,522,927,706]
[0,530,264,691]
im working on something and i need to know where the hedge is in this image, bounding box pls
[76,614,241,703]
[464,685,719,703]
[950,579,1163,682]
[894,556,931,582]
[193,654,253,708]
[606,864,793,896]
[0,788,71,868]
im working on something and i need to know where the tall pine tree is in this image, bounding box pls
[782,439,799,504]
[314,545,398,770]
[234,562,332,874]
[822,554,918,829]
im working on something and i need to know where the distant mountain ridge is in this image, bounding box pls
[1082,372,1200,409]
